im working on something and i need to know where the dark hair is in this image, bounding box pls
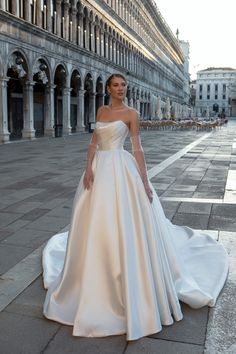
[106,73,127,87]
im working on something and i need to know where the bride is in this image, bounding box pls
[43,73,228,341]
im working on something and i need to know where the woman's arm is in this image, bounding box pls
[83,132,97,190]
[129,111,153,203]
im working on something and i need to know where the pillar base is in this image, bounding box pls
[0,132,10,143]
[22,129,36,139]
[44,128,55,137]
[62,127,72,135]
[76,125,86,132]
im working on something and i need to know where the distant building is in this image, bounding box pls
[195,67,236,117]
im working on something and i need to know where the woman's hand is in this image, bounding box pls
[83,167,94,190]
[143,180,153,203]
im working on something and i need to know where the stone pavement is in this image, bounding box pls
[0,120,236,353]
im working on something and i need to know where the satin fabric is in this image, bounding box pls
[43,120,228,340]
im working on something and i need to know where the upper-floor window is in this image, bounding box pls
[215,95,218,100]
[207,84,210,92]
[223,94,226,99]
[199,95,202,100]
[199,84,202,92]
[215,84,218,92]
[207,95,210,100]
[223,84,226,92]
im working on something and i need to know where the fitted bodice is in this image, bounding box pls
[95,120,129,151]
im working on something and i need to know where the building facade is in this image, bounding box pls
[195,67,236,117]
[0,0,188,143]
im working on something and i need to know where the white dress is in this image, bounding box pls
[43,120,228,341]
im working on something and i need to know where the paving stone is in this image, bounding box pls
[42,197,71,209]
[167,184,197,192]
[46,205,72,218]
[5,276,46,319]
[43,326,126,354]
[0,212,22,227]
[172,213,209,230]
[20,208,51,221]
[0,228,14,242]
[208,215,236,232]
[205,231,236,353]
[25,215,69,233]
[149,303,208,345]
[161,190,194,198]
[2,228,52,248]
[211,203,236,217]
[178,202,212,215]
[0,311,59,354]
[0,243,33,275]
[125,337,204,354]
[3,218,31,232]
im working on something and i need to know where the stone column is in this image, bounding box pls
[165,97,170,119]
[104,32,109,58]
[0,0,6,10]
[89,92,96,123]
[90,22,95,52]
[46,0,52,32]
[95,26,100,55]
[0,78,10,143]
[22,81,36,139]
[44,84,55,136]
[56,0,62,37]
[71,7,77,43]
[112,39,116,64]
[100,30,104,57]
[77,89,85,130]
[64,0,69,41]
[36,0,42,27]
[78,12,83,46]
[11,0,19,16]
[84,19,90,50]
[157,96,162,119]
[136,99,140,114]
[62,87,72,135]
[23,0,30,21]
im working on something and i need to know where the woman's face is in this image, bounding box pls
[107,76,127,100]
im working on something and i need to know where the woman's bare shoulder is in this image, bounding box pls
[127,107,139,123]
[96,105,110,121]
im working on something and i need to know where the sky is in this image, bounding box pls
[154,0,236,80]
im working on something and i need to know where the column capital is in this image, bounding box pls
[63,87,72,94]
[45,83,56,92]
[78,89,86,96]
[24,80,36,87]
[0,77,9,86]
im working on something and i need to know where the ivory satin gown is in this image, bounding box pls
[43,120,228,340]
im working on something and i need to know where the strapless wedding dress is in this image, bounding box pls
[43,120,228,340]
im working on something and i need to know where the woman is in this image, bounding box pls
[43,73,228,341]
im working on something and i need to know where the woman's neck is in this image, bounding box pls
[109,100,126,110]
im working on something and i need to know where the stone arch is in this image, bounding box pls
[6,50,31,140]
[33,56,52,84]
[53,64,70,136]
[7,48,30,79]
[32,57,52,137]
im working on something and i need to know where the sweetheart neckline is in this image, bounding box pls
[96,120,129,130]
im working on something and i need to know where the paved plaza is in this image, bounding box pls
[0,121,236,353]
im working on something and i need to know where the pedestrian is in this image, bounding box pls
[43,73,228,341]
